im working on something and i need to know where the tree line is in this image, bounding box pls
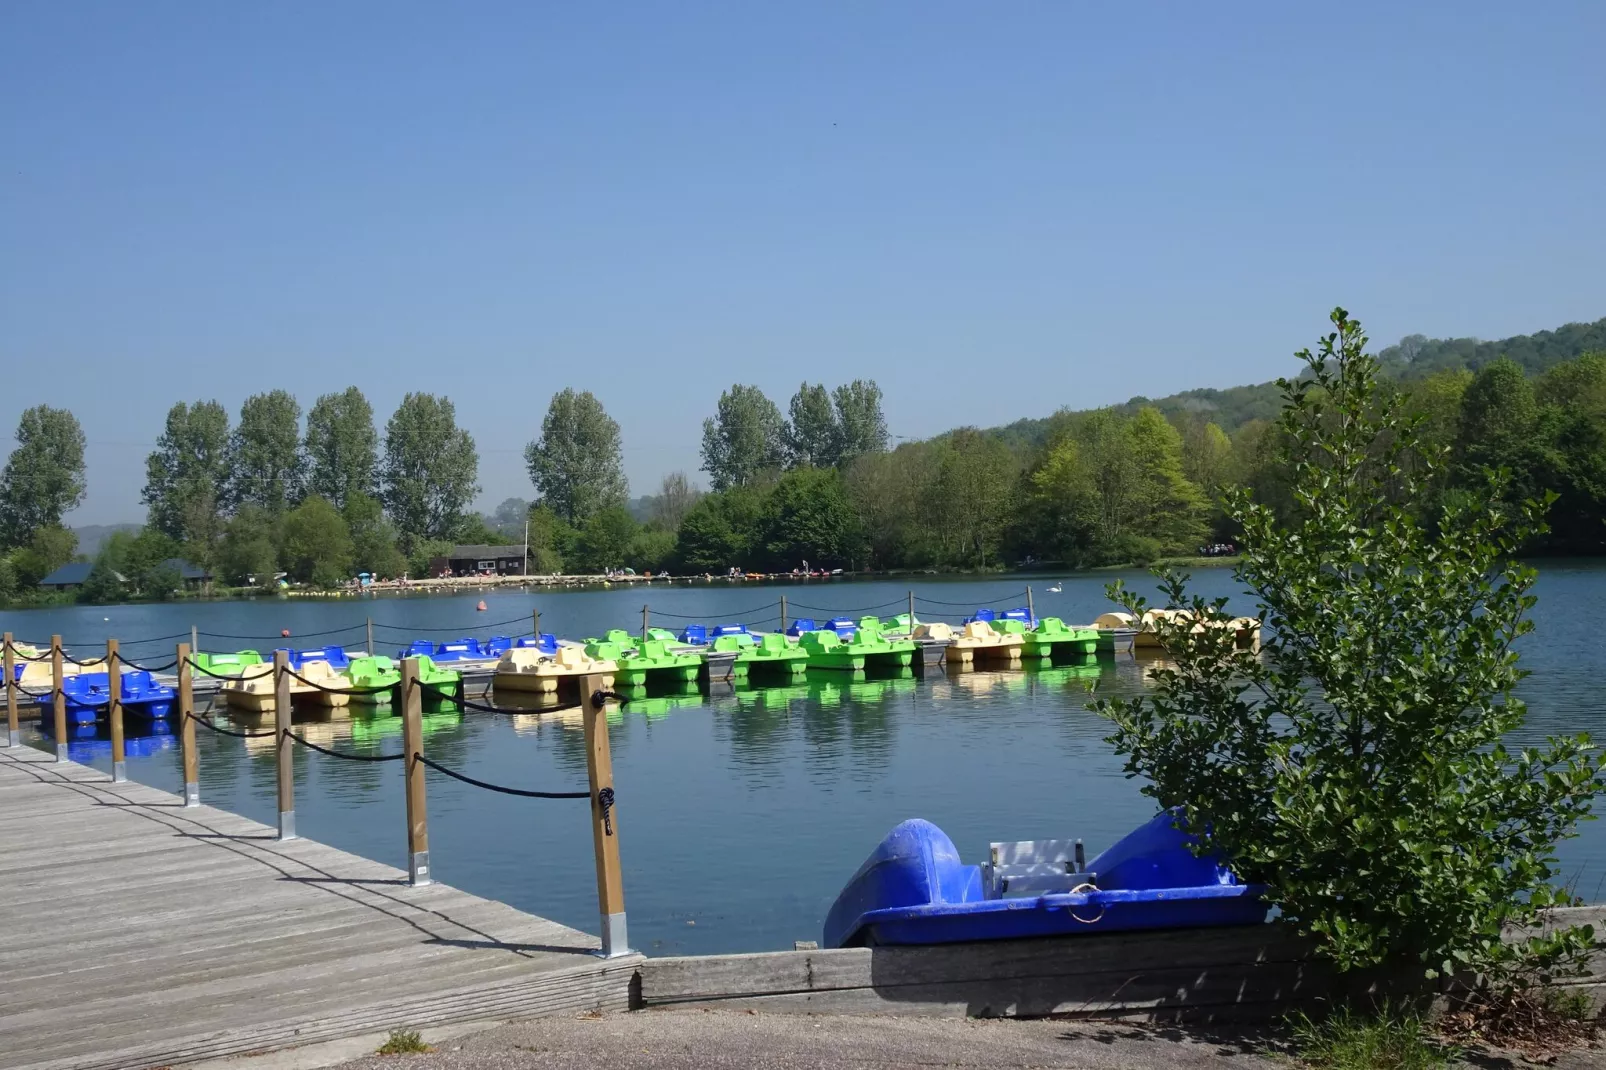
[1,325,1603,604]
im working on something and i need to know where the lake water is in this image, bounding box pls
[6,564,1604,955]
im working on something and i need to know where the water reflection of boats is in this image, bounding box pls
[616,681,705,720]
[1021,656,1102,685]
[805,668,917,707]
[345,708,463,743]
[40,719,178,762]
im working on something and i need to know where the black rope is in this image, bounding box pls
[416,680,581,716]
[285,729,404,762]
[785,598,907,614]
[598,786,616,835]
[284,667,396,695]
[116,657,179,673]
[200,623,365,641]
[16,684,55,699]
[114,631,194,647]
[370,614,534,634]
[644,601,779,621]
[413,753,589,798]
[591,689,631,707]
[915,592,1026,608]
[186,659,263,680]
[186,712,276,738]
[10,646,52,661]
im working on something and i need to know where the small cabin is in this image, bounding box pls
[428,544,527,578]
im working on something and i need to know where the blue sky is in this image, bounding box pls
[3,1,1603,525]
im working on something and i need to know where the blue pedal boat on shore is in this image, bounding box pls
[823,810,1267,948]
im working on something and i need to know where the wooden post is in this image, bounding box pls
[532,608,541,644]
[274,649,295,840]
[50,636,67,762]
[107,639,126,783]
[779,594,788,634]
[1025,585,1034,624]
[3,633,18,748]
[178,642,198,807]
[641,604,649,645]
[908,589,916,634]
[191,624,199,655]
[366,617,374,657]
[399,658,430,887]
[581,674,629,957]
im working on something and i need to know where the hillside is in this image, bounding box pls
[987,315,1606,450]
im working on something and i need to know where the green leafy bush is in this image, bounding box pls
[1095,309,1601,980]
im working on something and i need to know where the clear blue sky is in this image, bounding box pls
[3,1,1602,525]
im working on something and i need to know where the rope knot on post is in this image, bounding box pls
[597,787,616,836]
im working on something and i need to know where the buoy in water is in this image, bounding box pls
[280,629,290,638]
[476,600,487,611]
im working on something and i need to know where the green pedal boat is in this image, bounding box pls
[1016,617,1100,658]
[728,633,808,679]
[800,620,916,671]
[347,654,463,704]
[605,638,701,686]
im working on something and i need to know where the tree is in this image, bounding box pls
[1095,309,1600,980]
[305,387,379,508]
[845,443,941,569]
[785,383,841,468]
[573,506,637,573]
[700,384,786,491]
[930,429,1016,566]
[486,497,531,540]
[675,487,767,572]
[142,400,231,567]
[78,528,181,603]
[761,466,861,570]
[379,393,479,545]
[648,472,703,531]
[0,406,87,548]
[525,504,576,574]
[217,506,280,588]
[1181,419,1233,492]
[833,380,889,463]
[1127,407,1210,553]
[227,389,305,515]
[525,389,627,525]
[10,524,78,587]
[280,496,354,587]
[344,492,408,578]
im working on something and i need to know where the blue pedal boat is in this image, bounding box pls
[823,810,1267,948]
[41,671,176,724]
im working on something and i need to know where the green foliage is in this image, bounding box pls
[1094,309,1601,980]
[142,400,231,568]
[0,405,87,548]
[227,389,305,515]
[0,555,17,604]
[216,505,281,588]
[785,383,840,467]
[79,528,182,603]
[627,526,677,572]
[1289,1004,1457,1070]
[11,524,78,586]
[832,379,889,463]
[343,492,407,578]
[524,504,575,574]
[761,466,861,569]
[573,506,637,573]
[280,496,353,587]
[644,472,703,531]
[700,384,786,491]
[405,537,456,580]
[485,496,530,541]
[525,389,628,524]
[304,387,378,508]
[380,393,479,546]
[375,1028,430,1055]
[675,486,766,572]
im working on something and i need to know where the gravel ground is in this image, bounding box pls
[325,1010,1606,1070]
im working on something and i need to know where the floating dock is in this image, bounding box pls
[0,746,637,1070]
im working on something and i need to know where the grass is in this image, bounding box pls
[1288,1005,1459,1070]
[376,1028,431,1056]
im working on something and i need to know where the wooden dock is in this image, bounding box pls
[0,745,638,1070]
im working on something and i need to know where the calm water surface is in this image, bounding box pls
[6,565,1603,954]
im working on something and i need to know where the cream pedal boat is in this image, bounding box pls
[493,642,617,694]
[221,660,355,712]
[919,620,1024,666]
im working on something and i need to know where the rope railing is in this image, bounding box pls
[185,711,276,739]
[785,597,907,615]
[284,729,404,762]
[283,667,397,696]
[914,591,1030,609]
[415,679,580,716]
[412,753,591,799]
[199,623,367,641]
[370,615,535,635]
[185,659,257,681]
[114,657,179,674]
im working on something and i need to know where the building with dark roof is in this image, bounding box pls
[37,558,210,591]
[427,545,527,578]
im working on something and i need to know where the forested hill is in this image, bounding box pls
[987,315,1606,451]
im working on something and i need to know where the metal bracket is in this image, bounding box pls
[278,809,297,842]
[595,911,632,958]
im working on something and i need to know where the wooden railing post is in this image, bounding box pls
[1025,585,1034,624]
[366,617,374,657]
[178,642,199,807]
[532,608,541,643]
[908,590,916,633]
[580,674,629,958]
[3,633,18,748]
[191,624,199,655]
[399,658,430,887]
[107,638,126,783]
[641,604,649,645]
[779,594,788,634]
[50,636,67,762]
[274,649,295,840]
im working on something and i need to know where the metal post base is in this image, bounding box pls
[7,729,19,748]
[409,850,432,887]
[184,781,200,808]
[595,911,632,959]
[278,810,297,841]
[112,760,128,783]
[55,743,69,762]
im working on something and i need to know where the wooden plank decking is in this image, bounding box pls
[0,746,638,1070]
